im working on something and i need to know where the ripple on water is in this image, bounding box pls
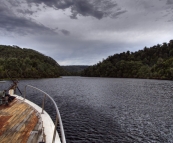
[4,77,172,143]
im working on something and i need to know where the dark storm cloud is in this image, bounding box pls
[6,0,23,7]
[60,29,70,35]
[0,15,53,36]
[167,0,173,4]
[0,3,56,36]
[70,0,104,19]
[26,0,126,19]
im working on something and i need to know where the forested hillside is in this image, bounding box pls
[82,40,173,80]
[0,45,66,79]
[61,65,89,76]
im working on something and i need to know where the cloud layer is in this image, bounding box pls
[0,1,55,36]
[26,0,126,19]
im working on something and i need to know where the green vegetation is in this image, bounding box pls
[61,65,89,76]
[0,45,66,79]
[82,40,173,80]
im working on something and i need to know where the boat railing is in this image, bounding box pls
[24,84,66,143]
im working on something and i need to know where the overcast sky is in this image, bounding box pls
[0,0,173,65]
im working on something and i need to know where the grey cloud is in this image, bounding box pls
[70,12,78,19]
[6,0,23,7]
[111,10,127,18]
[167,0,173,4]
[70,1,104,19]
[0,2,71,37]
[0,4,11,16]
[60,29,70,36]
[0,3,56,36]
[27,0,73,9]
[16,9,35,15]
[26,0,126,19]
[53,27,59,31]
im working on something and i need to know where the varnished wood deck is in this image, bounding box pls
[0,99,43,143]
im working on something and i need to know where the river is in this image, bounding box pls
[1,77,173,143]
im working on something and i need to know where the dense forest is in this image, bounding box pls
[0,45,67,79]
[61,65,89,76]
[82,40,173,80]
[2,40,173,80]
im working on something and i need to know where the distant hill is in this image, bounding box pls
[61,65,89,75]
[82,40,173,80]
[0,45,67,79]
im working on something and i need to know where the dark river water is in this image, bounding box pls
[1,77,173,143]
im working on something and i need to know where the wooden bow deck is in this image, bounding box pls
[0,99,44,143]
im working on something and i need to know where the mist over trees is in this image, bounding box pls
[0,45,67,79]
[82,40,173,80]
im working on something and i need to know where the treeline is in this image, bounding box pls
[82,40,173,80]
[61,65,89,76]
[0,45,67,79]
